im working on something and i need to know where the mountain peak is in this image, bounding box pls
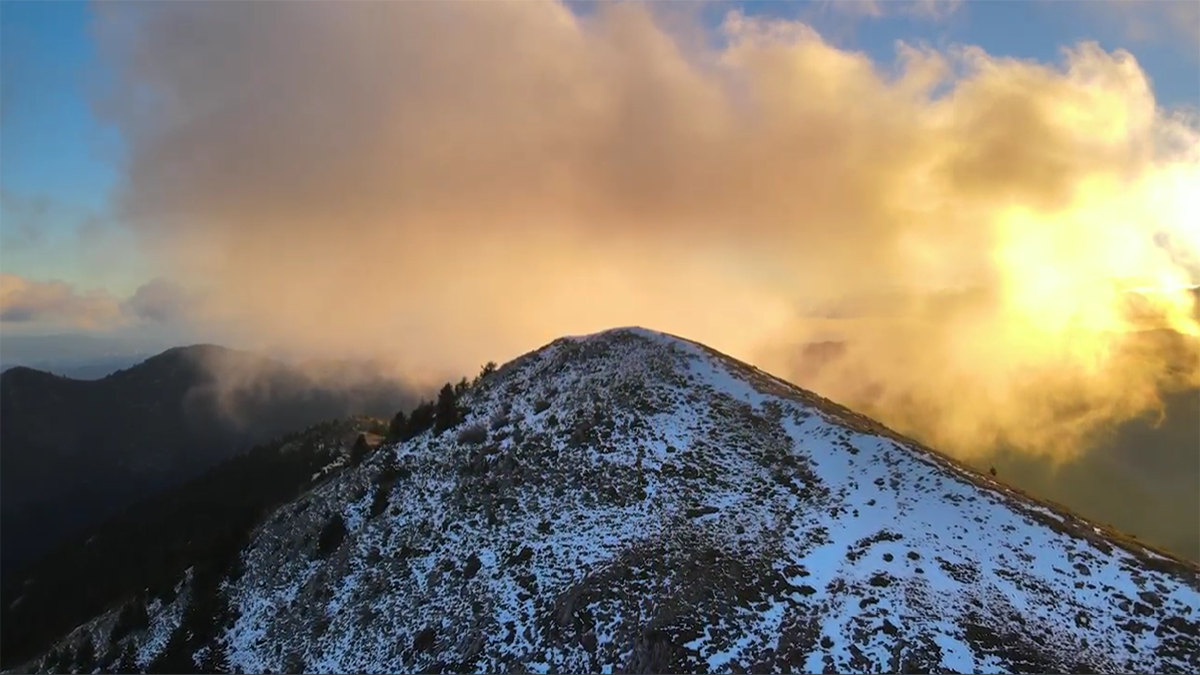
[558,325,685,342]
[15,329,1200,674]
[0,365,62,381]
[135,343,245,368]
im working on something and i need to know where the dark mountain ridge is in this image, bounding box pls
[0,417,388,670]
[0,344,417,578]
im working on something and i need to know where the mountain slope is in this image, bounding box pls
[778,327,1200,562]
[15,328,1200,674]
[0,345,414,577]
[0,417,386,671]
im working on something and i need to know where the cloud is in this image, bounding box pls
[120,276,198,323]
[0,191,51,250]
[0,273,123,328]
[817,0,962,21]
[1084,0,1200,52]
[90,2,1200,460]
[0,273,210,335]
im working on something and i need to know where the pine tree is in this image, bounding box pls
[481,361,498,379]
[388,410,408,440]
[405,401,436,439]
[350,434,370,465]
[435,383,460,433]
[474,361,498,387]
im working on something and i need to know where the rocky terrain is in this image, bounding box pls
[10,328,1200,674]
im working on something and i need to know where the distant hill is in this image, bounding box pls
[0,344,417,578]
[1,356,149,380]
[0,333,162,368]
[0,333,166,380]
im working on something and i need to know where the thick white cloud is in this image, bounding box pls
[120,277,197,323]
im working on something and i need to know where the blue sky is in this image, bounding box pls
[1,0,1198,334]
[1,0,140,295]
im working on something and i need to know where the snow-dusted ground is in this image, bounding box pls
[23,327,1200,674]
[14,568,195,675]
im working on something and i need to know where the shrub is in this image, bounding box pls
[457,424,488,446]
[369,486,391,519]
[282,652,306,674]
[370,462,410,519]
[413,627,438,653]
[316,514,347,557]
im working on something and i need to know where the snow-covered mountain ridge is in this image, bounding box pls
[20,327,1200,673]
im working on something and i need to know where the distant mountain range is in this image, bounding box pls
[0,344,418,578]
[1,356,151,381]
[0,334,166,379]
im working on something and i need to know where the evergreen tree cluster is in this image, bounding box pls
[387,362,498,443]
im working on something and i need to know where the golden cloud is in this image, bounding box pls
[93,2,1200,459]
[0,273,123,329]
